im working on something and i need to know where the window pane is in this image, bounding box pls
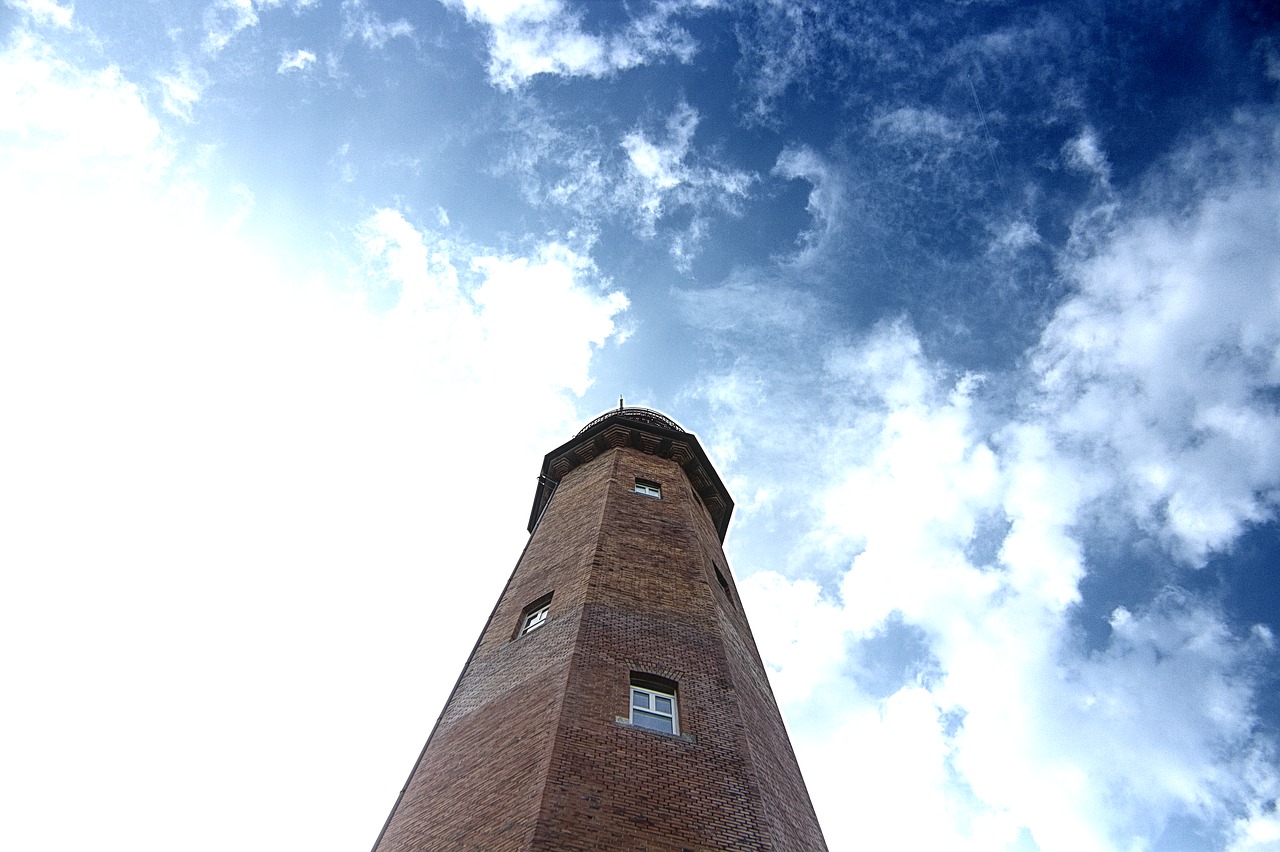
[522,607,548,634]
[632,710,674,734]
[631,690,649,709]
[634,479,661,498]
[654,696,672,714]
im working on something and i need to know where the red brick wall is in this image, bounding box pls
[373,445,826,851]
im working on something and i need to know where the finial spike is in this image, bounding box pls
[619,395,624,410]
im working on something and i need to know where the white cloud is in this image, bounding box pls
[1036,173,1280,564]
[1063,126,1112,186]
[331,140,356,183]
[277,48,316,73]
[700,274,1279,849]
[341,0,413,48]
[731,0,827,123]
[740,570,846,706]
[444,0,713,89]
[675,275,822,335]
[954,591,1274,852]
[357,208,628,399]
[0,33,627,852]
[989,218,1041,255]
[6,0,74,28]
[202,0,262,53]
[502,100,751,267]
[156,62,207,121]
[0,35,170,184]
[201,0,314,54]
[678,116,1280,852]
[621,102,697,233]
[873,105,968,142]
[619,101,754,253]
[772,144,844,265]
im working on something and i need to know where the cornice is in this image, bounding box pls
[528,408,734,541]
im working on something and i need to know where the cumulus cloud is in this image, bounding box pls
[444,0,714,89]
[709,317,1278,850]
[694,118,1280,848]
[1037,172,1280,564]
[0,35,169,184]
[0,32,627,852]
[356,208,628,399]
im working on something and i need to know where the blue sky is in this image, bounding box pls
[2,1,1279,849]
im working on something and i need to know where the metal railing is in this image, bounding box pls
[576,406,685,435]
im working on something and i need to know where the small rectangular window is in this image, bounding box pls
[634,478,661,499]
[629,674,678,734]
[518,593,552,636]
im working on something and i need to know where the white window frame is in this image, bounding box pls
[630,684,678,734]
[634,478,661,499]
[520,603,550,635]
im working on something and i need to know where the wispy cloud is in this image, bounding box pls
[772,145,843,265]
[202,0,262,54]
[6,0,74,28]
[872,105,970,143]
[201,0,316,54]
[675,274,821,336]
[1063,126,1112,187]
[341,0,413,49]
[277,48,316,73]
[501,99,753,268]
[156,62,207,121]
[732,0,828,124]
[619,102,753,246]
[444,0,716,89]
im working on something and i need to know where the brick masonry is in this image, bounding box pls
[373,422,827,851]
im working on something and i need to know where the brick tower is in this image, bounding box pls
[372,407,827,851]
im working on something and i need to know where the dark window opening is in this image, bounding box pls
[713,564,733,607]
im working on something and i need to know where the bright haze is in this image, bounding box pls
[3,1,1279,850]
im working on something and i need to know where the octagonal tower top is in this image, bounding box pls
[528,406,734,541]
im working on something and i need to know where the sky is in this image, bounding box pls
[2,0,1279,849]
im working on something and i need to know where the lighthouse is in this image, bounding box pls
[372,407,827,850]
